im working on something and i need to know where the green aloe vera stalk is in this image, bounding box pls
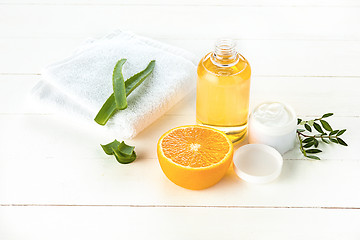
[101,139,137,164]
[94,94,117,126]
[100,139,121,155]
[112,59,128,110]
[94,60,156,125]
[118,141,135,156]
[113,149,137,164]
[125,60,156,95]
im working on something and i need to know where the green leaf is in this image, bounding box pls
[94,93,117,125]
[297,118,302,125]
[313,122,324,133]
[314,139,319,148]
[125,60,156,95]
[297,113,347,161]
[308,120,314,127]
[337,129,346,136]
[101,139,137,164]
[113,149,137,164]
[302,137,314,143]
[321,138,330,144]
[322,113,333,118]
[118,141,135,157]
[94,60,156,125]
[320,120,332,131]
[100,139,121,155]
[337,138,348,146]
[329,130,339,136]
[307,155,321,160]
[112,59,128,110]
[303,142,314,148]
[305,149,322,154]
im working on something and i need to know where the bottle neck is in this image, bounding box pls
[211,39,239,67]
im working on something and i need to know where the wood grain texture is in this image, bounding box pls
[0,74,357,208]
[0,99,358,207]
[1,38,360,76]
[0,5,359,40]
[1,153,360,207]
[0,206,359,239]
[0,0,359,238]
[1,0,360,6]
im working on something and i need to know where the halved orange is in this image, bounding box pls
[157,125,233,190]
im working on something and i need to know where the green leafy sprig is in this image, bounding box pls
[297,113,347,160]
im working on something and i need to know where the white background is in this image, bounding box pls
[0,0,360,239]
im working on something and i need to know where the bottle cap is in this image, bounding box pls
[233,144,283,184]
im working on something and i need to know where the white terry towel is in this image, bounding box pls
[32,30,197,139]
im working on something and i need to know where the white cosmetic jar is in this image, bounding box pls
[248,102,297,155]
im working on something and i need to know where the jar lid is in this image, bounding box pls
[233,144,283,184]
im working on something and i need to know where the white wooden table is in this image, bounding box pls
[1,0,360,239]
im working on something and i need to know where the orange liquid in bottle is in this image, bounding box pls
[196,39,251,143]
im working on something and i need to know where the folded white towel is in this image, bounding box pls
[32,30,197,139]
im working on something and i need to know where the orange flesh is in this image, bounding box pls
[161,127,230,168]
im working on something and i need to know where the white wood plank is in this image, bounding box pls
[0,5,359,40]
[0,153,359,207]
[0,112,358,206]
[1,206,360,240]
[1,38,360,76]
[0,0,359,7]
[0,112,355,160]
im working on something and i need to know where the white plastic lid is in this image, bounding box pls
[233,144,283,184]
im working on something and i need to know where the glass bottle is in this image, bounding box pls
[196,39,251,143]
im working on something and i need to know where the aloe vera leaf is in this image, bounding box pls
[94,94,117,125]
[125,60,156,95]
[100,139,121,155]
[118,141,135,157]
[113,148,137,164]
[94,60,156,125]
[112,59,128,110]
[101,139,136,164]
